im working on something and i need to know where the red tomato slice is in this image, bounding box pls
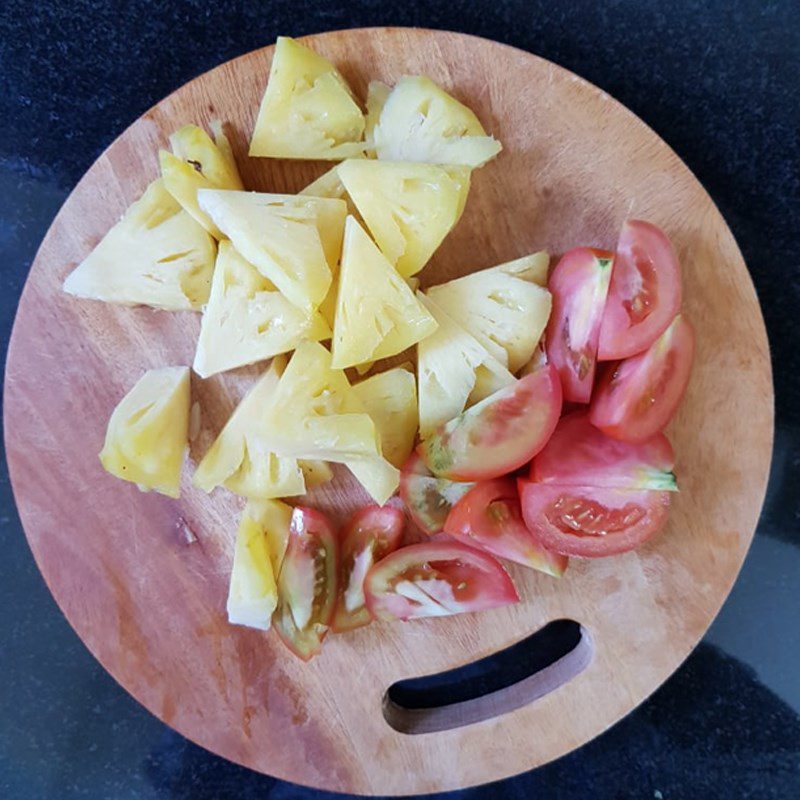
[399,453,475,534]
[546,248,613,403]
[518,480,671,558]
[531,411,677,491]
[590,314,694,443]
[444,479,567,576]
[598,220,682,360]
[332,505,404,633]
[418,365,562,481]
[365,541,518,621]
[274,507,339,660]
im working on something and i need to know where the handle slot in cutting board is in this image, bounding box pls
[384,620,592,734]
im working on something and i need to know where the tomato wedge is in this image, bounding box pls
[519,480,670,558]
[365,541,518,621]
[546,248,613,403]
[274,507,339,660]
[598,220,682,360]
[399,453,475,534]
[419,365,562,481]
[590,314,694,443]
[444,479,567,576]
[332,505,404,633]
[531,411,677,491]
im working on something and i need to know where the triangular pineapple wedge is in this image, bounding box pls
[160,121,243,238]
[417,293,515,437]
[100,366,190,498]
[331,216,438,369]
[352,366,418,468]
[337,159,470,278]
[262,341,400,503]
[364,81,390,156]
[193,242,331,378]
[249,36,365,160]
[198,189,345,312]
[227,499,292,630]
[299,165,361,220]
[193,356,307,500]
[63,179,215,310]
[373,76,502,167]
[426,253,552,372]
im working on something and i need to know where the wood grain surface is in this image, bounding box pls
[3,28,774,794]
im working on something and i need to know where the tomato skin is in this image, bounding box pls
[399,453,475,534]
[518,480,671,558]
[590,314,694,443]
[546,248,613,403]
[444,479,567,576]
[274,507,339,660]
[332,505,404,633]
[598,220,682,361]
[365,541,519,621]
[419,364,562,481]
[531,411,677,491]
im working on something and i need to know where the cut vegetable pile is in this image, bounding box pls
[66,36,694,660]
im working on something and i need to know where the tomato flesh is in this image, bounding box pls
[546,248,613,403]
[531,411,677,490]
[399,453,475,534]
[598,220,682,360]
[444,479,567,576]
[519,480,670,558]
[332,505,404,633]
[274,507,339,660]
[590,314,694,443]
[419,364,562,481]
[365,541,518,621]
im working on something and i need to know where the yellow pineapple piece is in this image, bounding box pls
[337,159,470,278]
[352,366,418,467]
[99,366,191,498]
[198,189,345,312]
[262,341,400,504]
[417,293,515,436]
[426,252,552,372]
[300,460,334,488]
[227,499,292,630]
[373,76,502,167]
[63,179,215,310]
[159,122,243,238]
[249,36,365,160]
[331,216,438,369]
[364,80,390,155]
[193,356,307,500]
[299,165,361,221]
[193,242,331,378]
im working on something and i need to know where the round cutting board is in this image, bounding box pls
[4,28,773,794]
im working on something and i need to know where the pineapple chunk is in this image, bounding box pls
[63,179,215,310]
[198,189,345,312]
[352,367,418,467]
[373,76,502,167]
[193,356,307,500]
[227,499,292,630]
[338,159,470,278]
[262,341,400,504]
[364,80,390,155]
[331,216,438,369]
[417,293,515,437]
[300,460,334,488]
[193,242,331,378]
[160,122,243,238]
[426,253,552,372]
[99,366,190,498]
[299,165,361,220]
[249,36,365,160]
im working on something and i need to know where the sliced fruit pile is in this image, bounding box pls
[65,36,694,661]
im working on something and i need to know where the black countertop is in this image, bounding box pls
[1,1,798,798]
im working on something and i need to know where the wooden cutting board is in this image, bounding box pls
[4,28,773,794]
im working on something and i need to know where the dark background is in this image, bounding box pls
[1,1,798,798]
